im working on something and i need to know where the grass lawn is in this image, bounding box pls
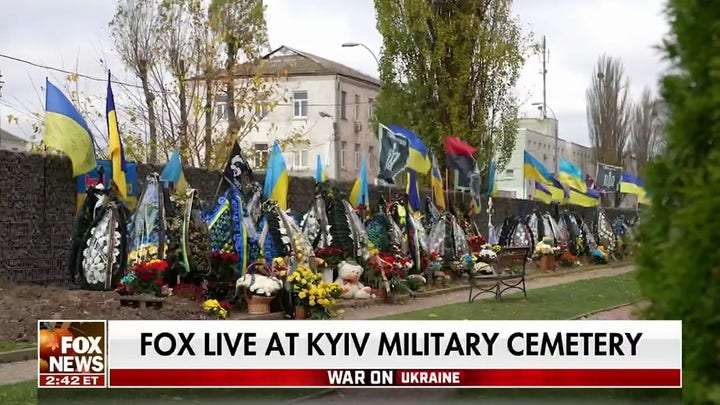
[380,271,681,403]
[0,380,322,404]
[0,342,35,352]
[378,271,642,320]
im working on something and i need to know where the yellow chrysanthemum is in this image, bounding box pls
[309,300,316,306]
[298,291,307,299]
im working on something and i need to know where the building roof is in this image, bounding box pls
[261,46,380,86]
[193,45,380,87]
[0,128,28,143]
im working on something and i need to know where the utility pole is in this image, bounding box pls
[541,36,547,120]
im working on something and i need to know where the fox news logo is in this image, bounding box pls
[38,321,106,388]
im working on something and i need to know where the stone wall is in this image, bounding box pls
[0,150,638,284]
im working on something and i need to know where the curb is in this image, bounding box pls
[571,299,646,320]
[0,347,37,364]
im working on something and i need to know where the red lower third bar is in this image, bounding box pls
[109,369,681,388]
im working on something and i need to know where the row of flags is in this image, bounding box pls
[45,77,646,214]
[45,73,133,202]
[523,150,649,207]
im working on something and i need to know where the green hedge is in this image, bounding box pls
[636,1,720,403]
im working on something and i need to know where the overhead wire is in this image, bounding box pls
[1,52,379,107]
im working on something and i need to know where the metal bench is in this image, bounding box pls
[468,247,530,302]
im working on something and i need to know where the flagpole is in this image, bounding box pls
[444,168,449,212]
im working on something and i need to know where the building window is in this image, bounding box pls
[368,98,374,120]
[216,102,229,120]
[293,90,308,118]
[340,91,347,119]
[340,141,347,169]
[295,149,309,168]
[254,143,269,168]
[254,95,270,119]
[354,143,361,169]
[354,94,361,120]
[368,146,375,169]
[505,169,515,179]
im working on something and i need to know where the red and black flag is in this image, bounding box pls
[445,136,477,181]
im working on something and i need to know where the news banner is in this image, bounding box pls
[38,320,682,389]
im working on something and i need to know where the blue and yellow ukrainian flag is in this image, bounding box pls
[44,79,97,176]
[349,155,370,207]
[430,153,446,210]
[567,187,600,207]
[406,169,421,212]
[620,173,646,195]
[106,71,129,200]
[523,151,554,184]
[487,160,497,196]
[620,173,650,205]
[389,124,431,174]
[160,149,188,194]
[559,158,587,193]
[314,154,327,183]
[534,181,553,204]
[524,151,568,200]
[263,142,289,210]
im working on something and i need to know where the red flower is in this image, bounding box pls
[315,247,343,258]
[155,279,164,286]
[219,301,231,310]
[138,269,156,282]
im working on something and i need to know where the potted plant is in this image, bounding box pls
[287,265,343,319]
[236,272,283,315]
[117,259,169,297]
[207,250,240,300]
[559,252,579,267]
[202,299,230,319]
[535,239,560,271]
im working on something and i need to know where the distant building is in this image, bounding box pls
[213,45,380,183]
[0,128,30,152]
[496,118,595,200]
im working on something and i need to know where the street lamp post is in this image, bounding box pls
[0,70,5,150]
[341,42,380,67]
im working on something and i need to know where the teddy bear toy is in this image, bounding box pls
[335,260,372,299]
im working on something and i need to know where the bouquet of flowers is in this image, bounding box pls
[481,243,503,253]
[314,247,344,268]
[474,248,498,264]
[202,299,230,319]
[236,273,283,297]
[287,265,343,319]
[428,252,443,271]
[535,242,560,256]
[119,259,169,296]
[406,274,427,291]
[467,235,487,251]
[559,252,579,267]
[592,246,609,264]
[210,251,240,282]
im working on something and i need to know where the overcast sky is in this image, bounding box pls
[0,0,668,147]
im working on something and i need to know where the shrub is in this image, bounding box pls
[635,1,720,402]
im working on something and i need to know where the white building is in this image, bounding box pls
[496,118,594,199]
[0,128,30,152]
[215,46,380,183]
